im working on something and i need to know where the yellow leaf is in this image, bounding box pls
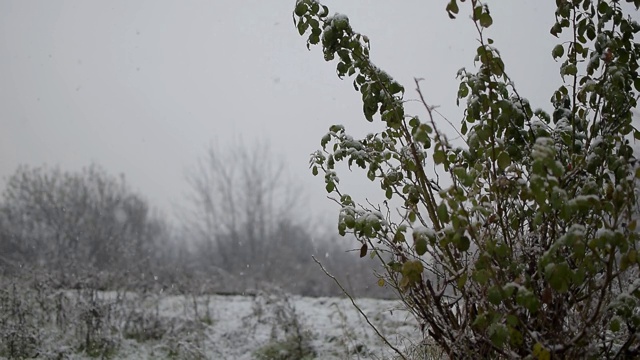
[533,343,550,360]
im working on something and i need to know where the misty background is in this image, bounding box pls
[0,1,563,219]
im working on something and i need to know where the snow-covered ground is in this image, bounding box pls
[0,286,427,359]
[117,293,422,359]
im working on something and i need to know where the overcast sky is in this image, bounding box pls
[1,1,571,224]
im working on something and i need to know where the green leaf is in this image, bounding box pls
[344,216,356,229]
[446,0,459,18]
[393,230,405,243]
[516,289,540,313]
[329,124,343,133]
[597,1,609,14]
[458,83,469,98]
[629,249,637,264]
[453,166,467,179]
[388,261,402,272]
[479,13,493,28]
[338,222,346,236]
[415,237,427,256]
[297,20,309,36]
[294,2,307,17]
[546,262,570,293]
[308,33,320,45]
[312,166,319,176]
[472,312,489,329]
[388,81,404,95]
[326,182,335,193]
[561,63,578,76]
[506,314,518,327]
[433,150,446,165]
[408,211,417,223]
[552,44,564,59]
[310,2,319,15]
[491,58,504,76]
[610,317,621,332]
[550,22,562,37]
[307,18,319,30]
[415,129,429,146]
[489,323,508,347]
[472,269,490,285]
[457,236,470,251]
[488,286,502,305]
[437,203,450,223]
[473,6,483,21]
[401,260,424,287]
[367,170,375,181]
[586,26,596,41]
[476,126,490,142]
[363,100,378,121]
[321,133,331,148]
[497,152,511,170]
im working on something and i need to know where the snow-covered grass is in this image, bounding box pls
[0,277,432,359]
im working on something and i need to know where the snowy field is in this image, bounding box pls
[119,293,422,359]
[0,284,429,359]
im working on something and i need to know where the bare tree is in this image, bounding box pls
[185,141,301,280]
[184,140,395,297]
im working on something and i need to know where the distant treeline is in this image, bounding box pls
[0,157,391,298]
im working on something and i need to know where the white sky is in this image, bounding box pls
[1,1,569,223]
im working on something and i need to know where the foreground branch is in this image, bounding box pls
[312,256,408,360]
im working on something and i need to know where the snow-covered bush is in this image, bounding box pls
[251,291,316,360]
[295,0,640,358]
[0,282,40,358]
[0,271,214,359]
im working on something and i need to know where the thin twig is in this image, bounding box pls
[312,256,408,360]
